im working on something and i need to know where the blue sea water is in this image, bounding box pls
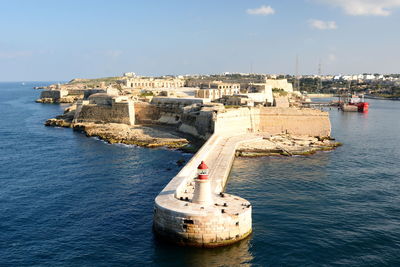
[1,83,399,266]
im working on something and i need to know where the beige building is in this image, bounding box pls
[207,81,240,91]
[196,81,240,100]
[124,77,185,89]
[265,78,293,92]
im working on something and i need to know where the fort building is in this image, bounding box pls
[124,77,185,89]
[73,93,135,125]
[195,82,241,100]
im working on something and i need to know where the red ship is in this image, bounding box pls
[340,94,369,112]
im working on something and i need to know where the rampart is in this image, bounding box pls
[40,90,68,99]
[178,106,331,140]
[258,107,331,137]
[73,96,135,125]
[134,102,160,123]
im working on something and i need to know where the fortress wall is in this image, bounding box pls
[213,108,259,135]
[177,106,331,139]
[40,90,68,99]
[74,102,134,125]
[211,107,331,137]
[179,111,215,139]
[66,89,86,96]
[134,102,161,123]
[258,107,331,137]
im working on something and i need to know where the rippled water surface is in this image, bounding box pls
[1,83,399,266]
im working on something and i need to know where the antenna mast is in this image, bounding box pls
[317,59,322,92]
[295,55,300,91]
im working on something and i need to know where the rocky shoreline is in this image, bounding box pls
[236,134,341,157]
[45,117,189,149]
[74,123,189,148]
[36,96,78,104]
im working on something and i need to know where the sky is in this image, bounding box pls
[0,0,400,81]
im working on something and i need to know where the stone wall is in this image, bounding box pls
[67,89,86,96]
[134,102,161,123]
[258,107,331,137]
[179,110,215,139]
[74,102,135,125]
[211,107,331,138]
[213,108,258,135]
[177,105,331,139]
[40,90,68,99]
[154,200,252,247]
[274,96,290,108]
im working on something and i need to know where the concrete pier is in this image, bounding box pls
[153,133,263,247]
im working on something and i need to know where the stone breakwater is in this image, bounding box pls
[154,134,262,247]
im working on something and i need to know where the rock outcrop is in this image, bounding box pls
[73,123,188,148]
[236,134,341,156]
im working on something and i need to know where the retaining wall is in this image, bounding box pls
[74,102,135,125]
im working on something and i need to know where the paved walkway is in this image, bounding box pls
[175,133,264,200]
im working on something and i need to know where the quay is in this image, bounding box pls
[153,133,263,247]
[301,101,339,107]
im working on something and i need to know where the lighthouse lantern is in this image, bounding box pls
[197,161,209,179]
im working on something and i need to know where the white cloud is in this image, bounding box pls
[246,5,275,16]
[316,0,400,16]
[309,19,337,30]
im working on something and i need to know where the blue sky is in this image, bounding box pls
[1,0,400,81]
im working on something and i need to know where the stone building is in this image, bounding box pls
[124,77,185,89]
[196,81,241,100]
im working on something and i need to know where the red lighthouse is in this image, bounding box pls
[197,161,209,180]
[192,160,213,205]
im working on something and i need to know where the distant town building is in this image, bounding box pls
[124,77,185,89]
[123,72,136,77]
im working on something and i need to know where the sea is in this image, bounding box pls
[1,82,399,266]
